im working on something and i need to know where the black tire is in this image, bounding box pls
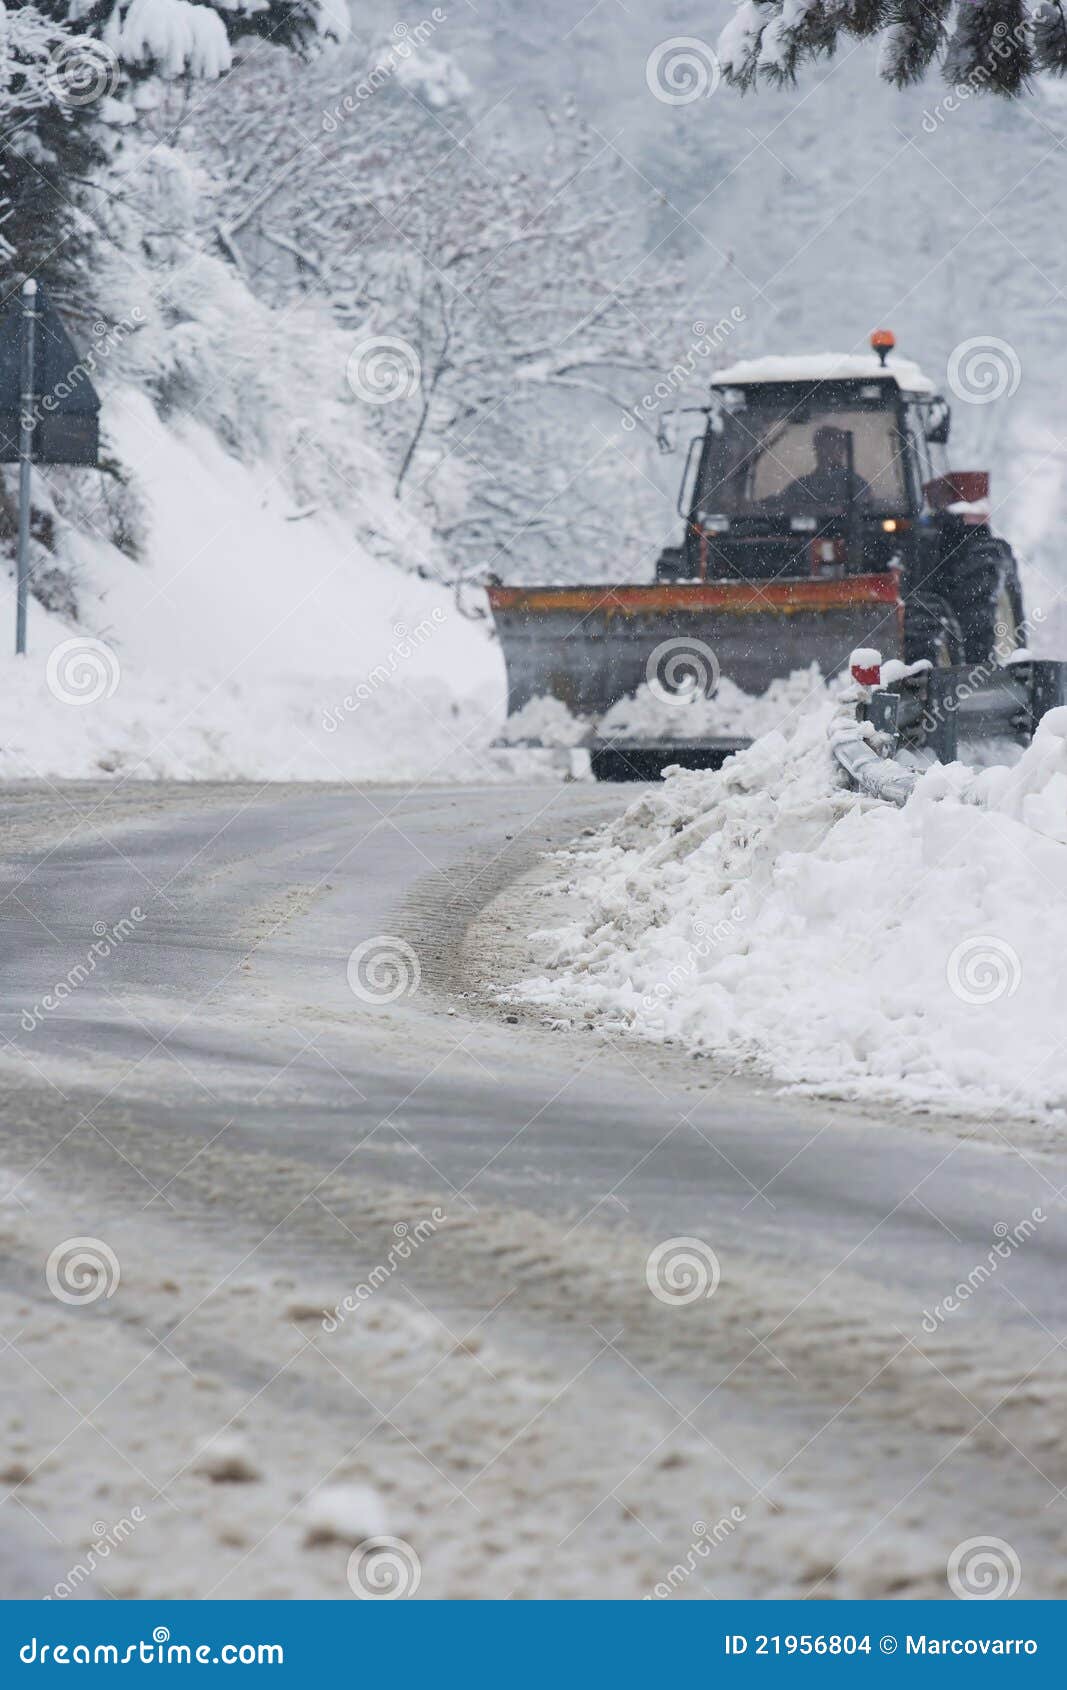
[947,531,1025,664]
[903,592,965,668]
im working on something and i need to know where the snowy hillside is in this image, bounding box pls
[0,388,505,781]
[0,114,511,783]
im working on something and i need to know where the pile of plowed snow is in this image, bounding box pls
[515,703,1067,1121]
[598,665,830,744]
[494,666,833,756]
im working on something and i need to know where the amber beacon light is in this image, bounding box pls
[870,328,895,366]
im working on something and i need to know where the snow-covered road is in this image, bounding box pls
[1,781,1066,1599]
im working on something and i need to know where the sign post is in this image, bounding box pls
[16,279,37,656]
[1,279,100,656]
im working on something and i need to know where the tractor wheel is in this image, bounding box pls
[993,557,1026,661]
[948,532,1025,664]
[903,593,965,668]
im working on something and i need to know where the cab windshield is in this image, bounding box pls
[696,401,909,518]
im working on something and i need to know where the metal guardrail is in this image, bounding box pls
[832,657,1067,807]
[828,719,920,806]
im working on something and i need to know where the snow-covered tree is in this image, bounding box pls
[0,4,110,285]
[192,40,700,579]
[39,0,332,77]
[1,0,335,292]
[718,0,1063,95]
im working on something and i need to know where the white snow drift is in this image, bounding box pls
[0,392,512,784]
[516,701,1067,1121]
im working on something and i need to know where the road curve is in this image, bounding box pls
[1,780,1065,1600]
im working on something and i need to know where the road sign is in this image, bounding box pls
[1,281,102,654]
[0,282,100,466]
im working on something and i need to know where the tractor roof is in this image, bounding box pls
[711,353,935,397]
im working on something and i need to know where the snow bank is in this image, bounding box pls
[496,695,589,748]
[515,705,1067,1121]
[0,391,521,784]
[599,665,830,744]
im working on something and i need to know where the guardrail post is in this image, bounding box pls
[924,670,959,764]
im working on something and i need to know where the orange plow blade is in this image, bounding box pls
[488,574,905,717]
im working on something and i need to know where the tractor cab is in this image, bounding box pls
[658,337,954,585]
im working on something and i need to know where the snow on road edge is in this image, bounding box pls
[513,704,1067,1122]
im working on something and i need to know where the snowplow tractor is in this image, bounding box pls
[487,332,1025,755]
